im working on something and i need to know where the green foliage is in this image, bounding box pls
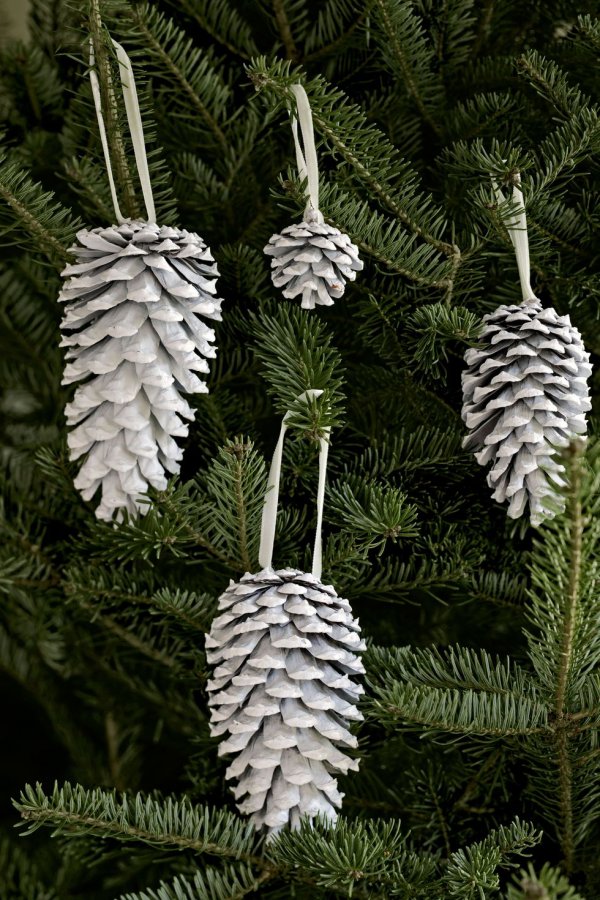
[402,302,482,379]
[118,865,262,900]
[1,0,600,897]
[506,862,585,899]
[251,305,345,434]
[0,155,79,266]
[328,478,420,551]
[15,782,258,858]
[442,820,540,898]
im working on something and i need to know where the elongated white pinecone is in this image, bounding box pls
[59,220,222,521]
[462,299,592,524]
[206,568,365,832]
[264,218,363,309]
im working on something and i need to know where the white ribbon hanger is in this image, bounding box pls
[259,389,330,581]
[290,84,323,224]
[89,38,156,224]
[493,172,537,304]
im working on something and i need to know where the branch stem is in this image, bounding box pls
[272,0,299,61]
[89,0,139,220]
[554,442,584,873]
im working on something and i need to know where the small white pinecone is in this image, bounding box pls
[59,220,223,521]
[206,568,365,832]
[264,216,363,309]
[462,299,592,524]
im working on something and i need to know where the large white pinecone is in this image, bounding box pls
[59,220,222,521]
[264,217,363,309]
[206,568,365,832]
[462,299,592,524]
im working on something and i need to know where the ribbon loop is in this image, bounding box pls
[290,84,323,224]
[259,390,330,580]
[89,38,156,224]
[493,172,536,304]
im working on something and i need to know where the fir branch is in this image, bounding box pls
[174,0,259,60]
[195,438,268,572]
[0,157,78,267]
[247,59,454,256]
[303,2,373,63]
[327,480,420,550]
[118,865,269,900]
[267,817,411,893]
[272,0,299,61]
[371,0,444,135]
[516,51,590,121]
[443,819,541,896]
[15,782,259,860]
[251,306,345,435]
[553,443,585,873]
[128,5,229,152]
[89,0,139,219]
[368,681,550,737]
[149,588,216,633]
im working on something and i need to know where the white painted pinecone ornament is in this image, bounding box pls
[462,299,592,524]
[206,568,365,832]
[59,220,222,521]
[264,213,363,309]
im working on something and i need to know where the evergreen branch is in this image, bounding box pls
[0,157,78,267]
[368,645,538,700]
[516,51,591,121]
[272,0,299,61]
[346,426,464,478]
[303,2,374,63]
[251,306,345,435]
[313,116,450,255]
[267,817,412,893]
[174,0,259,59]
[89,0,139,219]
[572,14,600,56]
[119,865,270,900]
[128,5,229,152]
[15,782,258,860]
[0,834,56,900]
[149,588,216,632]
[443,819,541,896]
[402,302,481,378]
[73,598,184,671]
[506,862,586,900]
[368,680,550,737]
[352,555,469,604]
[372,0,443,135]
[553,443,585,873]
[468,571,528,609]
[196,438,268,572]
[62,158,116,222]
[328,480,420,550]
[247,59,454,255]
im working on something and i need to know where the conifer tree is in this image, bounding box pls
[0,1,599,897]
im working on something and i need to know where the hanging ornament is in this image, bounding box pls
[461,174,592,524]
[59,41,223,521]
[206,392,365,832]
[264,85,363,309]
